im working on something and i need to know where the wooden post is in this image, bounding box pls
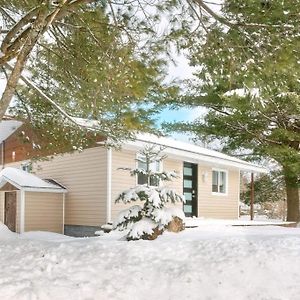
[250,172,254,221]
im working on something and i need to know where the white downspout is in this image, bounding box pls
[237,169,241,219]
[106,148,112,224]
[62,193,65,234]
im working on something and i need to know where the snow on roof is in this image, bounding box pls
[0,167,67,193]
[123,133,267,173]
[68,117,266,173]
[0,120,23,142]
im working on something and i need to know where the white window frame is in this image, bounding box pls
[135,153,163,187]
[211,168,228,196]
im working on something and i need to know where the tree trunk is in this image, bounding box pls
[0,4,49,120]
[284,172,300,222]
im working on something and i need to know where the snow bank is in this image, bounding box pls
[20,231,73,242]
[0,222,17,240]
[1,225,300,299]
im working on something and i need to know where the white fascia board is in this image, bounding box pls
[122,140,268,174]
[23,187,67,193]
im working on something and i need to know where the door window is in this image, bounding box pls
[183,162,198,217]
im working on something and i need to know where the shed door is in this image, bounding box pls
[5,192,17,232]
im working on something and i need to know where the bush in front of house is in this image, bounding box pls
[113,145,185,240]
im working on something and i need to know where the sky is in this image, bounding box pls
[0,2,214,144]
[157,51,206,142]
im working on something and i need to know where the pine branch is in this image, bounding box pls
[193,0,295,30]
[3,62,92,131]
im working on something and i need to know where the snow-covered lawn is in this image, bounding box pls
[1,223,300,300]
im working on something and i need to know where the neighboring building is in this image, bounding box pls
[0,120,266,236]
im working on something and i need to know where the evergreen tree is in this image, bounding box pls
[241,172,286,206]
[163,0,300,222]
[0,1,176,151]
[114,145,185,240]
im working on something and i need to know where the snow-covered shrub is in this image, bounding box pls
[113,145,185,240]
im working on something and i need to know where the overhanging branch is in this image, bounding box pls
[193,0,295,30]
[4,62,100,132]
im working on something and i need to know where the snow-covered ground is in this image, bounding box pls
[185,216,294,227]
[1,222,300,300]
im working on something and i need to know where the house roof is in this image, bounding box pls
[121,133,267,173]
[0,167,67,193]
[0,120,23,143]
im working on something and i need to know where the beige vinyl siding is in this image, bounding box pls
[25,192,63,233]
[198,166,239,219]
[111,149,137,222]
[111,150,184,222]
[163,159,183,194]
[32,147,107,226]
[163,158,184,210]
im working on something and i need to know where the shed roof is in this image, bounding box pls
[0,167,67,193]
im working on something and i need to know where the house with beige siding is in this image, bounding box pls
[0,120,266,236]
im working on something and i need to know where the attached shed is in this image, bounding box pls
[0,167,67,234]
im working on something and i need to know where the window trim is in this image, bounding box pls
[135,153,163,187]
[211,168,228,196]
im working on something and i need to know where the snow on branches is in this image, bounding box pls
[113,145,185,240]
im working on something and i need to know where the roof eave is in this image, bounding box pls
[121,140,268,174]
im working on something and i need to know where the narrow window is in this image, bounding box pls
[137,155,160,186]
[212,169,227,194]
[212,170,219,192]
[137,157,148,185]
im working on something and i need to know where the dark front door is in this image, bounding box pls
[183,162,198,217]
[5,192,17,232]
